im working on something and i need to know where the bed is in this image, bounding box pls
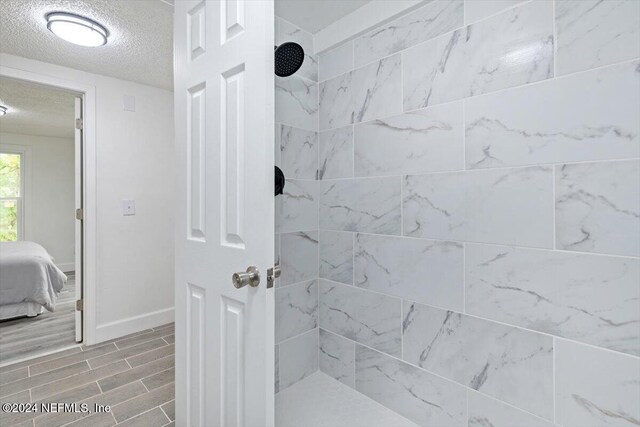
[0,241,67,320]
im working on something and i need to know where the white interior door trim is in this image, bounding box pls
[0,65,98,346]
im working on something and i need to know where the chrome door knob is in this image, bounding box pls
[233,266,260,288]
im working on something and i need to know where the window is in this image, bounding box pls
[0,152,23,241]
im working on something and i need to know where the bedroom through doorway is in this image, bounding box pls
[0,76,83,365]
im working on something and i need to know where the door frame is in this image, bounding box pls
[0,65,98,346]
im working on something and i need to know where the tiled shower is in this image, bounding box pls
[275,0,639,426]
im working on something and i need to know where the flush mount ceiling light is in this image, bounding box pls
[46,12,108,47]
[0,106,7,116]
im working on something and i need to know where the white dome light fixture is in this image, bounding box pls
[0,106,7,116]
[46,12,108,47]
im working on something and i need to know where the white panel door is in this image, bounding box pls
[174,1,275,426]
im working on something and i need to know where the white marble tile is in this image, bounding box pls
[279,329,319,390]
[319,71,354,131]
[464,0,529,24]
[319,279,401,357]
[403,0,554,110]
[319,230,353,285]
[355,345,467,427]
[555,160,640,256]
[556,0,640,76]
[403,167,554,247]
[276,179,318,233]
[276,18,318,82]
[319,55,402,130]
[466,243,640,356]
[555,338,640,426]
[468,391,555,427]
[276,75,318,131]
[319,42,353,82]
[321,177,402,235]
[275,280,318,343]
[352,54,402,124]
[402,302,553,419]
[319,329,355,388]
[280,231,319,287]
[354,0,463,68]
[275,344,280,393]
[355,101,464,177]
[319,126,354,180]
[279,124,318,180]
[466,60,640,168]
[275,122,282,167]
[355,234,464,311]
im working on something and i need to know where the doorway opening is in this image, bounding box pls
[0,76,84,365]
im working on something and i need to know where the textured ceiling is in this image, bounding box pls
[275,0,371,33]
[0,0,173,90]
[0,77,77,139]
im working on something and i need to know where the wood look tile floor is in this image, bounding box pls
[0,323,175,427]
[0,277,77,365]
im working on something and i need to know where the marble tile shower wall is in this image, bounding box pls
[316,1,640,426]
[274,17,320,393]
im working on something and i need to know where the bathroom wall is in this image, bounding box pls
[274,17,320,392]
[316,0,639,426]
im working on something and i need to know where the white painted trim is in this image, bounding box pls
[313,0,428,53]
[0,64,98,346]
[56,262,75,273]
[94,307,174,343]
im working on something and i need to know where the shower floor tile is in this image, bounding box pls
[275,371,418,427]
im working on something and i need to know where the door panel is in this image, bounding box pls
[174,1,275,426]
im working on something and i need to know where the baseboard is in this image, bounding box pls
[57,262,75,273]
[93,307,174,344]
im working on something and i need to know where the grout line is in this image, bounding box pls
[159,404,171,423]
[465,0,535,27]
[465,388,469,424]
[552,0,557,78]
[552,165,557,249]
[400,299,404,360]
[277,327,318,346]
[462,242,466,313]
[319,277,640,361]
[319,228,640,261]
[552,336,556,424]
[316,158,640,182]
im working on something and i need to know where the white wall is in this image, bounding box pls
[0,53,175,343]
[0,132,75,271]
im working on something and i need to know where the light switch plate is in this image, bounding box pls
[123,95,136,112]
[122,199,135,216]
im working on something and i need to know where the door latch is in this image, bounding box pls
[266,263,281,289]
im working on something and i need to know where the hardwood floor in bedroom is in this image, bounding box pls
[0,323,175,427]
[0,276,76,365]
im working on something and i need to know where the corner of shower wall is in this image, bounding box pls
[274,15,320,394]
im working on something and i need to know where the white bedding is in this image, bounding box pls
[0,241,67,312]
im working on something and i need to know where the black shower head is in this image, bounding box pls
[275,42,305,77]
